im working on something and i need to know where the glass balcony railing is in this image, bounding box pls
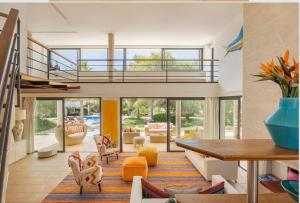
[27,37,219,83]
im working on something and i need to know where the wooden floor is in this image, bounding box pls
[5,153,88,203]
[5,152,248,203]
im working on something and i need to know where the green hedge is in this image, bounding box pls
[35,117,56,133]
[153,113,175,124]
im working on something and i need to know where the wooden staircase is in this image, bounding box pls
[20,74,80,90]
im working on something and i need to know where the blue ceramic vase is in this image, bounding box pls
[265,97,299,150]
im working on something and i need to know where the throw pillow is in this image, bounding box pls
[102,135,111,146]
[287,168,299,181]
[141,178,169,198]
[200,182,225,194]
[164,185,202,198]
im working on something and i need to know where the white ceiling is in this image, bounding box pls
[27,3,242,46]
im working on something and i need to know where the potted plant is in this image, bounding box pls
[254,50,299,150]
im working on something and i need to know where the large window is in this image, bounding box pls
[50,48,206,72]
[80,49,108,71]
[168,99,205,151]
[219,97,242,140]
[120,98,205,152]
[51,49,78,70]
[164,49,202,71]
[64,98,101,152]
[114,48,124,71]
[34,99,64,151]
[121,98,167,152]
[126,49,162,71]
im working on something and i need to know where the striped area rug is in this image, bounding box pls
[42,152,210,203]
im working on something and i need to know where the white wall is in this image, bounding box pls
[213,5,243,96]
[243,3,298,139]
[21,82,220,98]
[243,3,298,175]
[0,4,28,74]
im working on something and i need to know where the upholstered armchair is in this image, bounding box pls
[68,151,103,195]
[94,134,120,164]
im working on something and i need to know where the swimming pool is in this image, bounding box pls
[84,115,101,121]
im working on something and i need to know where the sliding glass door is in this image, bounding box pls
[121,98,167,152]
[219,97,246,170]
[167,98,205,151]
[219,97,242,140]
[34,99,64,151]
[64,98,101,152]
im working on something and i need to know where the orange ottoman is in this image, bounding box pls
[122,157,148,181]
[138,147,158,166]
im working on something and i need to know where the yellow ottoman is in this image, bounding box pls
[122,157,148,181]
[138,147,158,166]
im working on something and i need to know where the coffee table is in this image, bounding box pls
[175,139,298,203]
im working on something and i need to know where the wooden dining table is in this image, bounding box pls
[175,139,298,203]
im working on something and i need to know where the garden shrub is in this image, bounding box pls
[152,113,175,124]
[35,117,56,133]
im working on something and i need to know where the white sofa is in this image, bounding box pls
[130,175,239,203]
[185,150,238,181]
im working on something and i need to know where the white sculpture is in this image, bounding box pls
[12,120,24,141]
[12,108,26,141]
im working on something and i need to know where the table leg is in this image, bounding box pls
[247,160,258,203]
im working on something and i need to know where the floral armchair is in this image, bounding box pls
[68,151,103,195]
[93,134,120,164]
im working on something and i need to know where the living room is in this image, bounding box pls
[0,1,298,203]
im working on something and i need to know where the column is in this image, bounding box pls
[80,100,84,117]
[108,33,114,82]
[175,100,181,138]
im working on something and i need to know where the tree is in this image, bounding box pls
[225,101,234,127]
[35,100,57,118]
[80,61,91,71]
[181,100,204,119]
[127,51,197,71]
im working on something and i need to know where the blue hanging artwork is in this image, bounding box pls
[223,26,243,56]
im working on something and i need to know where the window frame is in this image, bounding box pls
[218,96,242,140]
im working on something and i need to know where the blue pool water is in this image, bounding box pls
[84,115,101,121]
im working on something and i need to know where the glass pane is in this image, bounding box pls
[51,49,77,70]
[168,99,204,151]
[34,100,64,151]
[122,98,167,152]
[126,49,162,71]
[220,99,239,139]
[64,98,100,152]
[80,49,108,71]
[114,48,124,71]
[164,49,201,71]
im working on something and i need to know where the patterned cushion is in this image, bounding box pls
[83,166,103,185]
[83,154,98,169]
[164,185,202,198]
[141,178,169,198]
[148,123,167,130]
[65,125,85,133]
[200,181,225,194]
[68,151,82,171]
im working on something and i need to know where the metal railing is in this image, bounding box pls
[27,38,219,83]
[0,9,20,203]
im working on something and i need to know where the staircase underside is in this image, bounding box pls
[20,74,80,91]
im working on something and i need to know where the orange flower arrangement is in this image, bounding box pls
[254,50,299,97]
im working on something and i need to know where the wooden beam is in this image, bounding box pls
[0,9,19,82]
